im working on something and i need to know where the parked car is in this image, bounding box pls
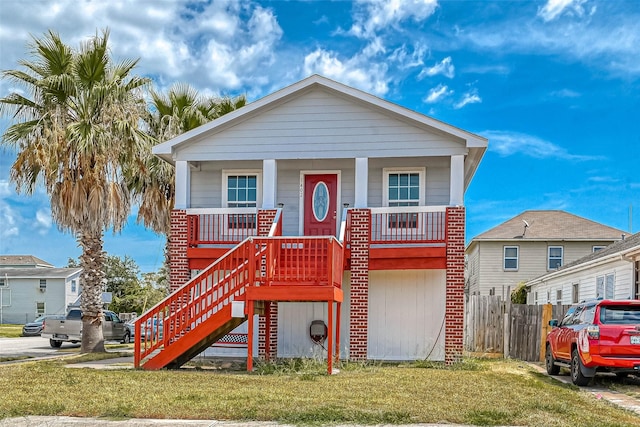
[545,299,640,385]
[140,318,163,341]
[42,309,130,347]
[21,315,64,337]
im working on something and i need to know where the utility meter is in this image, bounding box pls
[309,320,328,343]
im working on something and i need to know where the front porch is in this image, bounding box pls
[184,206,449,271]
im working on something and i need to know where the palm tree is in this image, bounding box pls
[129,83,246,236]
[0,29,150,352]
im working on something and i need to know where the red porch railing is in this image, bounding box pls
[187,208,258,246]
[134,237,343,369]
[369,207,446,244]
[134,237,262,368]
[259,237,343,288]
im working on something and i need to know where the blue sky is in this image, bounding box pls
[1,0,639,273]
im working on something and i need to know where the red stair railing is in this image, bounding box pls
[134,238,263,368]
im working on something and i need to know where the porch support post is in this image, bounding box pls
[175,161,190,209]
[327,300,334,375]
[449,155,464,206]
[247,300,254,372]
[335,301,341,365]
[263,159,277,209]
[354,158,368,208]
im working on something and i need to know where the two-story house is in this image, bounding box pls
[138,75,487,372]
[0,255,82,324]
[526,232,640,304]
[466,210,626,299]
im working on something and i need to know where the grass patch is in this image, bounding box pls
[0,358,638,426]
[0,324,23,338]
[0,356,32,363]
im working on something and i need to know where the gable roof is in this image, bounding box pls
[526,232,640,285]
[0,255,54,268]
[152,74,488,188]
[0,267,82,279]
[470,210,626,242]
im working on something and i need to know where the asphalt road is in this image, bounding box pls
[0,336,80,358]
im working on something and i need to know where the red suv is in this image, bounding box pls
[545,299,640,386]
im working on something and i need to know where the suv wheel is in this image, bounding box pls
[545,344,560,375]
[571,348,591,386]
[121,331,131,344]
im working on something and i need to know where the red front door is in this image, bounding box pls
[304,174,338,236]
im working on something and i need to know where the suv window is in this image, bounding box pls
[560,306,577,326]
[577,304,596,324]
[600,305,640,324]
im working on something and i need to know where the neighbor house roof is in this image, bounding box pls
[526,232,640,285]
[152,74,488,188]
[0,267,82,279]
[470,210,626,242]
[0,255,54,268]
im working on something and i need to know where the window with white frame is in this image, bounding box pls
[556,289,562,303]
[383,168,425,206]
[596,273,615,298]
[572,283,579,303]
[605,273,615,299]
[592,245,606,252]
[0,278,5,287]
[36,302,45,316]
[548,246,563,270]
[223,171,261,208]
[71,279,77,293]
[39,279,47,291]
[504,246,519,270]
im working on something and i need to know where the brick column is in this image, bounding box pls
[348,209,370,361]
[169,209,190,292]
[257,209,278,359]
[445,207,465,365]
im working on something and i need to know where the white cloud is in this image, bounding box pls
[35,208,52,234]
[537,0,590,22]
[454,90,481,109]
[349,0,439,39]
[303,49,389,95]
[424,84,453,103]
[482,130,603,161]
[418,56,455,79]
[388,43,427,69]
[459,7,640,77]
[550,88,581,98]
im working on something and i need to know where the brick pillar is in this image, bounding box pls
[169,209,190,292]
[257,209,278,359]
[445,206,465,365]
[348,209,370,361]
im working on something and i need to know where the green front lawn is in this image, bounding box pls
[0,324,23,338]
[0,358,637,426]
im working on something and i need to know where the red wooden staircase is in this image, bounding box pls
[134,236,344,372]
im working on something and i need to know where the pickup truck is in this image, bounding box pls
[545,299,640,385]
[41,309,131,348]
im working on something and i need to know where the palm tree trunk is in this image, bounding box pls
[79,228,106,353]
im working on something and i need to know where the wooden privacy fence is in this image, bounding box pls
[464,295,570,362]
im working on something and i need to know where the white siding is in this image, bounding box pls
[528,259,635,305]
[176,88,467,162]
[368,269,446,361]
[277,274,351,358]
[0,277,70,324]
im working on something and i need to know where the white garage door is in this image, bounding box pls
[368,269,446,361]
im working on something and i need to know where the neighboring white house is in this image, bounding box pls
[465,210,626,299]
[0,255,82,324]
[526,232,640,305]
